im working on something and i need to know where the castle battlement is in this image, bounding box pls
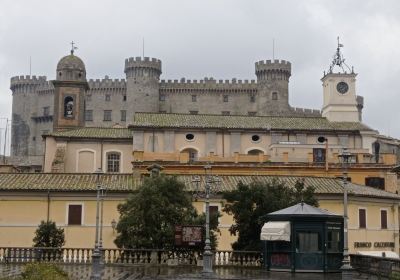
[290,107,321,116]
[88,77,126,89]
[37,81,55,93]
[159,77,257,90]
[10,75,47,92]
[255,59,291,74]
[124,56,162,74]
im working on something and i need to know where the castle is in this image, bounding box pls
[10,48,369,170]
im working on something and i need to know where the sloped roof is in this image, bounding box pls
[130,113,373,131]
[45,127,132,139]
[267,203,340,217]
[0,173,398,200]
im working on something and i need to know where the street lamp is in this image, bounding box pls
[90,168,104,280]
[338,148,354,280]
[192,164,220,276]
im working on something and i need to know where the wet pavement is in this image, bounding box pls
[0,264,377,279]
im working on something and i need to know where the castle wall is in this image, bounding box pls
[10,58,323,169]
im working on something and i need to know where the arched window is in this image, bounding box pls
[107,152,121,173]
[247,149,264,155]
[182,148,198,163]
[64,96,74,118]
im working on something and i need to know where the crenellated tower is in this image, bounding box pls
[124,57,161,118]
[10,75,47,163]
[255,59,291,115]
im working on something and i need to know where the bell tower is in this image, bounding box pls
[321,38,360,122]
[52,42,88,131]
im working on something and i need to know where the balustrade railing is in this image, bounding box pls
[0,247,262,267]
[350,254,399,278]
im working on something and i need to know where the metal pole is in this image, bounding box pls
[91,169,103,280]
[99,187,104,267]
[341,148,353,280]
[202,165,213,275]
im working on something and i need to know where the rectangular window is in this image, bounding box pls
[120,110,126,121]
[189,110,198,115]
[313,148,326,163]
[209,205,219,221]
[123,95,127,101]
[103,110,112,121]
[107,153,120,173]
[86,95,92,102]
[272,92,278,100]
[381,210,388,229]
[85,110,93,121]
[68,204,82,225]
[359,209,366,228]
[105,94,111,101]
[43,106,50,116]
[159,94,166,101]
[192,95,197,102]
[222,111,230,116]
[248,111,256,116]
[365,177,385,190]
[250,95,255,103]
[223,95,229,102]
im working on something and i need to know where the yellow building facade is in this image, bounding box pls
[0,173,398,255]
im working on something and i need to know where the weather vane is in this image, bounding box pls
[329,36,352,74]
[70,41,78,55]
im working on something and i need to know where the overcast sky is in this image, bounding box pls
[1,0,400,148]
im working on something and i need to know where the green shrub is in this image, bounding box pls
[390,272,400,280]
[20,263,69,280]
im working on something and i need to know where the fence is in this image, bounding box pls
[0,247,262,268]
[350,254,399,278]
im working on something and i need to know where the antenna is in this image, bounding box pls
[272,38,275,60]
[142,37,145,58]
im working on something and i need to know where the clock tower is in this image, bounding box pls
[321,38,360,122]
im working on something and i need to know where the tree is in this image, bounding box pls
[114,175,219,249]
[223,179,318,251]
[33,221,65,248]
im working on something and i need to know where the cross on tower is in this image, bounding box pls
[70,41,78,55]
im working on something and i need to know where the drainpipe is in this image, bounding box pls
[100,141,103,170]
[47,190,50,222]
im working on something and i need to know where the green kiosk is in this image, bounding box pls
[261,203,344,272]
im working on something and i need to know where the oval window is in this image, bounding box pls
[251,135,260,142]
[186,133,195,141]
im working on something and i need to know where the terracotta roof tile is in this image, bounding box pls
[46,127,132,139]
[0,173,398,200]
[130,113,373,131]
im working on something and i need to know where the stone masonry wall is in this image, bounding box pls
[10,58,321,168]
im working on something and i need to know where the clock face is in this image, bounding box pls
[336,82,349,94]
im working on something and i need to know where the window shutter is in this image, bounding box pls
[68,205,82,225]
[359,209,366,228]
[381,210,388,229]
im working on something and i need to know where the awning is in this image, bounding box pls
[260,221,290,241]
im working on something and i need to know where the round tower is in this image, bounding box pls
[10,75,47,160]
[255,59,291,115]
[124,57,162,117]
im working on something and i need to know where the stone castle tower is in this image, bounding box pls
[124,57,162,118]
[255,60,291,114]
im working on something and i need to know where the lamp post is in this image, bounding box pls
[338,148,354,280]
[192,164,220,276]
[90,168,104,280]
